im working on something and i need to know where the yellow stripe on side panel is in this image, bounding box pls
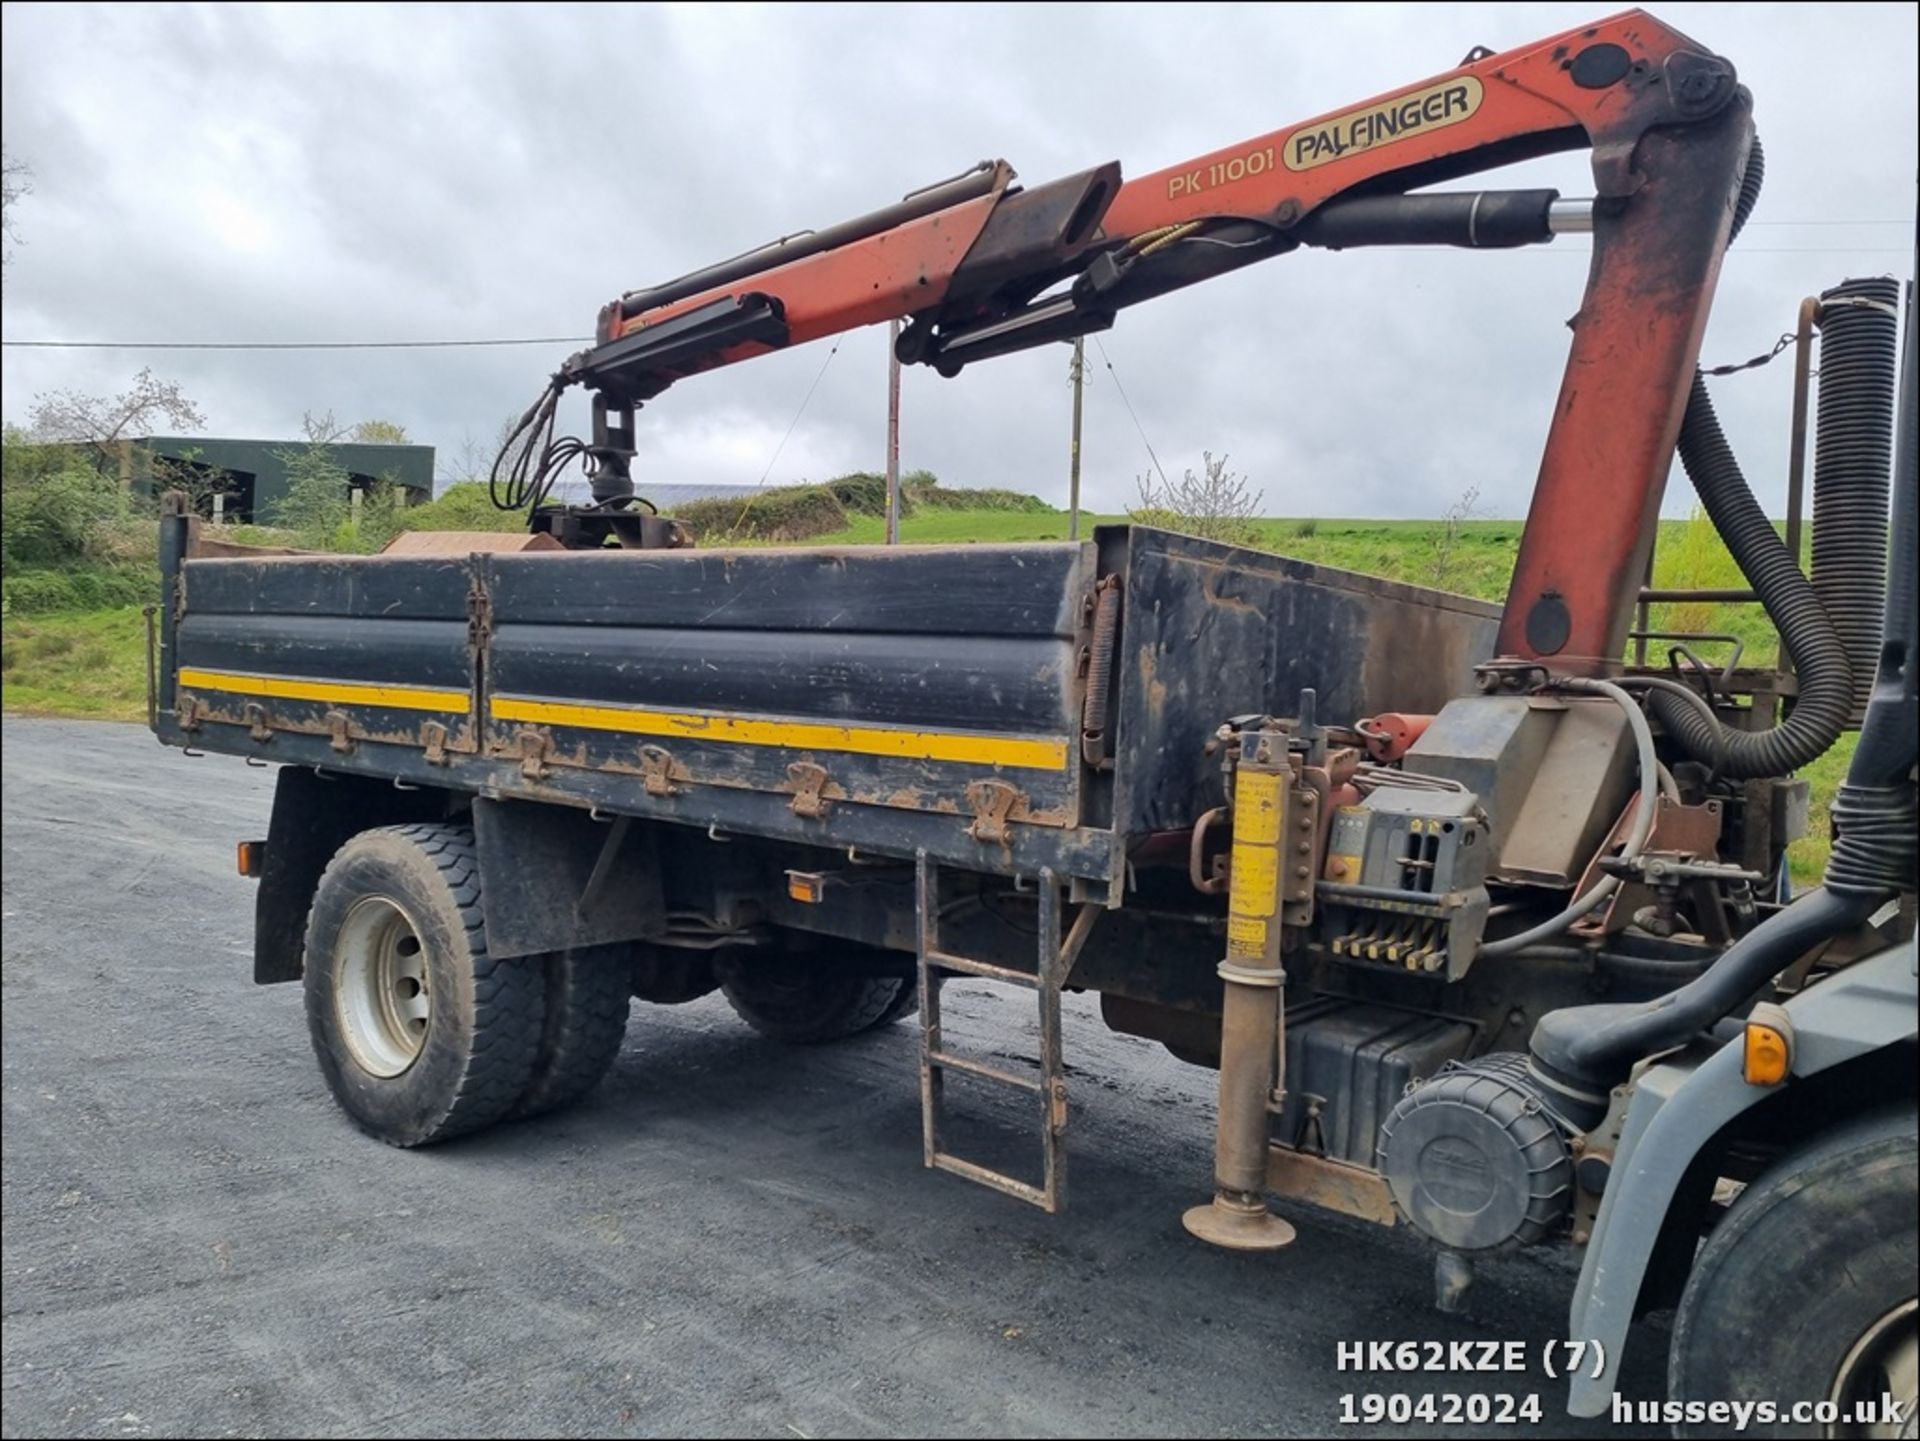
[491,695,1070,772]
[178,667,472,715]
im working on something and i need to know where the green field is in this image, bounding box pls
[1,606,151,721]
[0,507,1844,879]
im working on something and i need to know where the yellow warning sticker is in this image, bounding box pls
[1235,767,1284,844]
[1230,842,1279,917]
[1227,916,1269,960]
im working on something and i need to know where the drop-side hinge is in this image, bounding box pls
[640,744,680,797]
[787,761,831,817]
[326,709,355,754]
[244,701,273,743]
[517,727,551,779]
[966,779,1029,845]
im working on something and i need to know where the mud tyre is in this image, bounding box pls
[302,823,544,1147]
[1668,1106,1917,1438]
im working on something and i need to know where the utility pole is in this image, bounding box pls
[885,318,902,545]
[1068,335,1085,541]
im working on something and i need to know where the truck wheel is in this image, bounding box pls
[716,950,916,1044]
[514,946,631,1118]
[1668,1106,1917,1438]
[303,823,544,1147]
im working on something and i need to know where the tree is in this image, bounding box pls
[23,370,209,514]
[273,430,408,553]
[1428,484,1485,590]
[2,148,29,269]
[438,413,526,495]
[350,419,410,446]
[300,409,350,445]
[439,418,512,488]
[28,369,206,458]
[1129,451,1264,548]
[149,446,243,519]
[273,438,354,549]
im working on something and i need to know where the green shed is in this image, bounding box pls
[109,436,434,524]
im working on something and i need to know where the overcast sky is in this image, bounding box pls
[2,2,1913,518]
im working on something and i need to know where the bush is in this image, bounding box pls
[391,482,522,534]
[819,470,1058,518]
[2,563,156,615]
[824,472,897,518]
[666,471,1051,542]
[906,474,1052,513]
[1,447,125,568]
[93,518,165,565]
[673,484,849,543]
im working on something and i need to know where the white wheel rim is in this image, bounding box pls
[334,897,431,1077]
[1830,1296,1918,1439]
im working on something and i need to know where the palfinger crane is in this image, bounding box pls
[506,8,1751,675]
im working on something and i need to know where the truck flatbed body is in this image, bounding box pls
[154,521,1498,897]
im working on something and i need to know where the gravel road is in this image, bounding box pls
[1,717,1665,1438]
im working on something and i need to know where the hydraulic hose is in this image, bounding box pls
[1643,140,1856,779]
[1618,674,1727,771]
[1479,677,1658,958]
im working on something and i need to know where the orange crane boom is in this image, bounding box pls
[527,8,1754,672]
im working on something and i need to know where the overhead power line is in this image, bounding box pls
[724,340,843,541]
[1091,336,1169,490]
[752,342,841,491]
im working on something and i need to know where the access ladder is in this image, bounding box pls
[914,854,1098,1213]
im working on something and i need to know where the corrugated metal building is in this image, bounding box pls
[105,436,434,523]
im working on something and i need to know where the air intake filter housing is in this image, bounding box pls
[1378,1053,1574,1251]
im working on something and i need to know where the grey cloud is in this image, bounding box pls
[3,2,1912,517]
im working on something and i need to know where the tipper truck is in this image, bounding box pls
[151,10,1916,1429]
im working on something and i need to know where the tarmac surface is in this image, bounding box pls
[1,717,1665,1437]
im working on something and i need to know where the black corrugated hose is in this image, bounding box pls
[1648,375,1856,776]
[1812,275,1902,719]
[1645,137,1859,779]
[1825,262,1919,901]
